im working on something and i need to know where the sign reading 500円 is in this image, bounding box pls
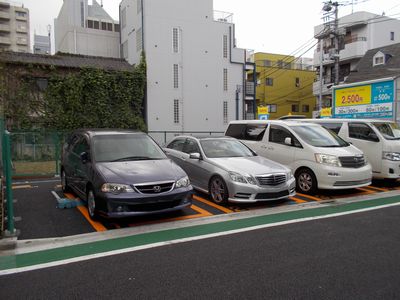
[333,80,394,119]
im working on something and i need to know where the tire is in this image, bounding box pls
[87,188,98,220]
[209,176,229,204]
[296,168,317,194]
[61,170,71,193]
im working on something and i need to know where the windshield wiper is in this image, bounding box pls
[111,156,153,162]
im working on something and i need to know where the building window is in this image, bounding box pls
[173,64,179,88]
[295,77,300,87]
[136,28,142,52]
[174,99,179,124]
[122,41,128,59]
[223,68,228,91]
[266,78,273,86]
[87,20,94,28]
[114,24,120,32]
[121,7,126,29]
[267,104,277,113]
[15,11,26,17]
[302,104,309,113]
[107,23,113,31]
[223,101,228,124]
[80,1,84,27]
[263,60,271,67]
[93,20,99,29]
[223,35,228,58]
[292,104,299,112]
[374,56,384,66]
[137,0,142,14]
[173,28,179,53]
[390,31,395,41]
[277,60,283,68]
[101,22,107,30]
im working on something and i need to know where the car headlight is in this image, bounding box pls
[176,176,190,188]
[101,183,134,194]
[287,171,294,179]
[382,151,400,161]
[315,153,341,167]
[229,172,257,185]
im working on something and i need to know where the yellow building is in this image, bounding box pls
[249,52,316,119]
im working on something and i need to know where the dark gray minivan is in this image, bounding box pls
[61,129,193,219]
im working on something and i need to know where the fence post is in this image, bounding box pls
[2,130,16,236]
[54,132,60,176]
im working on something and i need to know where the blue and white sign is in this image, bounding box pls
[258,114,269,120]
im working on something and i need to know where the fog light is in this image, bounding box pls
[116,206,124,212]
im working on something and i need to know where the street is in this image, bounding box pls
[1,202,399,299]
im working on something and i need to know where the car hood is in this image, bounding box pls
[96,159,186,184]
[208,156,290,175]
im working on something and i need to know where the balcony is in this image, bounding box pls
[0,36,11,45]
[16,26,27,33]
[0,11,10,20]
[0,24,10,32]
[213,10,233,23]
[16,38,28,45]
[245,81,255,96]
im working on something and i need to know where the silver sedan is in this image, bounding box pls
[164,136,296,204]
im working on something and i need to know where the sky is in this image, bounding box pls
[11,0,400,57]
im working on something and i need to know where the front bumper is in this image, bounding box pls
[98,186,193,218]
[227,177,296,203]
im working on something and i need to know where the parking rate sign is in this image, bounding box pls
[333,79,394,119]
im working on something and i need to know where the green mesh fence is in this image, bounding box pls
[10,130,69,178]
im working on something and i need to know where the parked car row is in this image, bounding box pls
[60,118,399,220]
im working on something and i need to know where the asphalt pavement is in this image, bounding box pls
[1,202,399,299]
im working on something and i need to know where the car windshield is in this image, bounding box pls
[93,133,166,162]
[290,125,349,147]
[372,122,400,140]
[200,139,256,158]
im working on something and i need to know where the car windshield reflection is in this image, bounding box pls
[93,134,167,162]
[291,125,349,147]
[200,139,256,158]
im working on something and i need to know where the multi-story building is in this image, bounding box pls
[54,0,120,58]
[313,11,400,109]
[0,1,30,53]
[33,34,50,54]
[251,52,316,119]
[120,0,255,141]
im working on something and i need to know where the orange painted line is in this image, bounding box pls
[355,187,375,194]
[12,184,32,189]
[64,193,107,232]
[76,206,107,232]
[289,196,307,203]
[295,193,322,201]
[193,195,234,213]
[366,185,389,192]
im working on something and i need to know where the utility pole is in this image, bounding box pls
[333,2,340,86]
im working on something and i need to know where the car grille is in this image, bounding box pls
[256,174,287,186]
[134,181,175,194]
[255,190,289,200]
[339,155,366,168]
[125,200,183,212]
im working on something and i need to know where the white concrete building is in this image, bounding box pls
[0,1,30,53]
[313,11,400,107]
[120,0,255,141]
[54,0,120,58]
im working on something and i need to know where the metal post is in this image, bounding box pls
[3,130,15,235]
[334,2,340,86]
[319,38,324,113]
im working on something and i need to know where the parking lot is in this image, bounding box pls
[11,177,400,240]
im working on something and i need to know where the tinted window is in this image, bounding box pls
[225,123,267,141]
[182,139,200,154]
[317,122,343,134]
[200,139,255,158]
[373,122,400,140]
[72,137,89,155]
[291,125,349,147]
[93,134,166,162]
[269,125,301,147]
[167,138,185,151]
[349,123,379,142]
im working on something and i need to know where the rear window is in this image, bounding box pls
[225,123,267,141]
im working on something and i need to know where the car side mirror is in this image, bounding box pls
[189,152,201,160]
[284,137,292,145]
[80,152,90,163]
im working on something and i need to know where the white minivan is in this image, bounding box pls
[296,118,400,180]
[225,120,372,194]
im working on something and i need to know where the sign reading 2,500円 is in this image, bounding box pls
[333,80,394,119]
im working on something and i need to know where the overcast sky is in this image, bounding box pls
[13,0,400,56]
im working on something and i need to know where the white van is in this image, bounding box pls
[225,120,372,194]
[296,118,400,180]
